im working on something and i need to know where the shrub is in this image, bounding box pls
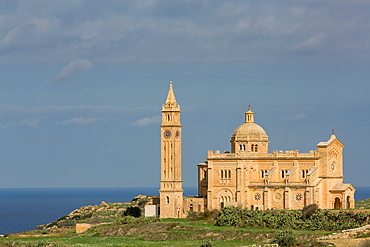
[124,206,141,218]
[215,206,243,227]
[114,216,136,225]
[188,210,220,221]
[200,239,212,247]
[302,204,318,220]
[271,229,297,247]
[215,206,370,231]
[114,216,159,226]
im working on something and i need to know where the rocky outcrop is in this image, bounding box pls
[318,225,370,240]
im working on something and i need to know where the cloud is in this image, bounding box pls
[0,105,145,114]
[293,33,326,52]
[280,112,308,121]
[1,1,369,65]
[60,117,99,126]
[48,59,93,82]
[130,115,161,127]
[0,121,16,129]
[20,116,47,128]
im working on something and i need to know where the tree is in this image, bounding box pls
[124,206,141,218]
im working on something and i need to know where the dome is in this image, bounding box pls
[231,122,268,142]
[230,107,269,142]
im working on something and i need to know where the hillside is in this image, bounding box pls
[1,197,370,246]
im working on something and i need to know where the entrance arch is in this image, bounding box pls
[334,197,341,209]
[347,196,351,209]
[218,188,234,208]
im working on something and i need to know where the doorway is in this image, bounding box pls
[334,198,341,209]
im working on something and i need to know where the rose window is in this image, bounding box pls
[254,193,261,201]
[274,193,282,202]
[295,193,303,202]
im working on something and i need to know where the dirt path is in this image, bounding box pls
[320,238,369,247]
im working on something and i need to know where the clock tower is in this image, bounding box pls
[159,81,184,218]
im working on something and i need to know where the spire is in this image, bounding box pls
[245,105,254,123]
[165,81,177,106]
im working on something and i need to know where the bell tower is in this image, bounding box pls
[159,81,184,218]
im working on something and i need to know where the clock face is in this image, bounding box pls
[175,130,180,138]
[164,130,171,138]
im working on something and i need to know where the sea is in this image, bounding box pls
[0,186,369,235]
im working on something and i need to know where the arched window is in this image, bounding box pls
[251,144,255,152]
[166,196,170,204]
[334,198,341,209]
[255,144,258,152]
[166,114,171,121]
[347,196,351,209]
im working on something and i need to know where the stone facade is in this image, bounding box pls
[197,108,355,211]
[159,83,355,218]
[159,82,184,218]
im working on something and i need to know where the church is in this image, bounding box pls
[158,82,355,218]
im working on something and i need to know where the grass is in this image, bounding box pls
[4,197,370,247]
[0,218,329,247]
[356,198,370,209]
[0,235,254,247]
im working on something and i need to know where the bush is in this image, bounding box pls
[188,210,220,221]
[199,239,212,247]
[271,229,297,247]
[302,204,318,220]
[124,206,141,218]
[114,216,160,226]
[215,206,370,231]
[215,206,243,227]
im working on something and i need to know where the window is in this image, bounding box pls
[166,196,170,204]
[281,170,288,178]
[301,170,309,178]
[261,170,268,178]
[220,169,231,183]
[166,114,171,121]
[251,144,258,152]
[240,144,246,151]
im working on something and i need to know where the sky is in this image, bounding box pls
[0,0,369,189]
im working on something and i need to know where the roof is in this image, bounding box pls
[317,134,344,147]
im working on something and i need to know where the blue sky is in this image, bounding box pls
[0,0,369,188]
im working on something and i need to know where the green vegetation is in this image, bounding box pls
[2,198,370,246]
[270,229,297,247]
[215,206,370,231]
[356,198,370,209]
[0,217,329,247]
[123,206,141,218]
